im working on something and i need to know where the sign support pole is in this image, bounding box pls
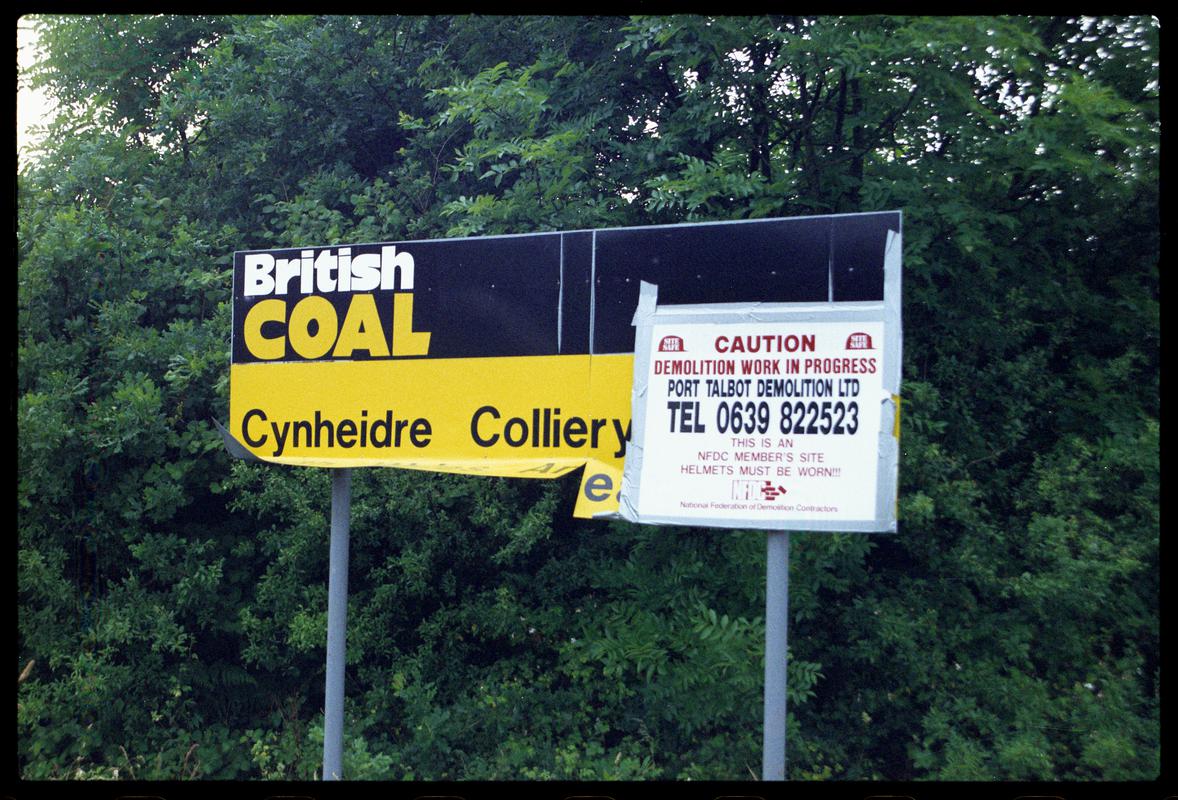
[762,530,790,781]
[323,467,351,780]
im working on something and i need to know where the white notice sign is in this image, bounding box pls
[620,293,900,531]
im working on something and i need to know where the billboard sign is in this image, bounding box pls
[226,212,901,520]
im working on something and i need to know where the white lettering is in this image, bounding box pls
[381,246,414,291]
[275,257,301,294]
[243,253,275,296]
[350,252,381,291]
[242,246,418,297]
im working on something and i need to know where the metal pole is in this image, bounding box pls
[762,530,790,781]
[323,468,351,780]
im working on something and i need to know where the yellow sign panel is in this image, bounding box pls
[229,354,632,518]
[227,216,901,520]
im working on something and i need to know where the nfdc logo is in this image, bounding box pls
[845,332,874,350]
[658,335,685,352]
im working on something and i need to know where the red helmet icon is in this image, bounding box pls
[659,335,685,352]
[845,332,873,350]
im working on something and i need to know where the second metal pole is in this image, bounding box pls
[323,468,352,780]
[762,530,790,781]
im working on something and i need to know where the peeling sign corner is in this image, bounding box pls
[213,417,266,464]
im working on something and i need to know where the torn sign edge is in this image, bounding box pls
[216,415,626,521]
[214,417,267,464]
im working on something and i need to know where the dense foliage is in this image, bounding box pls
[17,15,1158,781]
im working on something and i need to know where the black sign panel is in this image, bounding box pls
[231,212,900,364]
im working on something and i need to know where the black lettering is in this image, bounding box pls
[270,419,291,456]
[590,417,607,448]
[612,418,630,458]
[337,419,357,447]
[583,473,613,502]
[314,410,335,447]
[371,410,393,447]
[564,417,587,447]
[503,417,529,447]
[242,408,269,448]
[471,405,500,447]
[409,418,431,448]
[292,419,312,448]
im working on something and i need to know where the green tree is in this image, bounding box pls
[18,14,1158,782]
